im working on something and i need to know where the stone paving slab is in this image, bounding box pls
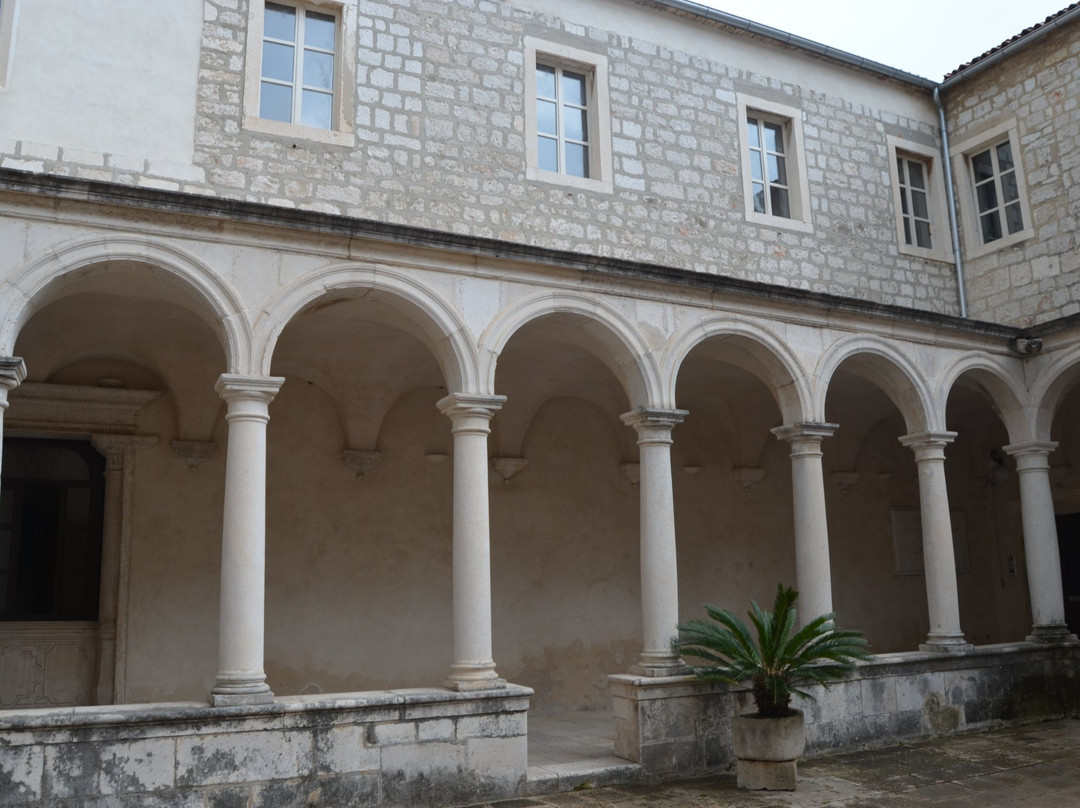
[474,718,1080,807]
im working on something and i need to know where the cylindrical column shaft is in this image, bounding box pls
[438,393,506,691]
[772,423,838,623]
[622,408,688,676]
[1004,441,1076,642]
[900,431,971,653]
[211,374,283,706]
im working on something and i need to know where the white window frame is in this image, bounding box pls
[524,37,613,194]
[736,94,813,234]
[243,0,356,147]
[0,0,20,88]
[886,136,952,262]
[950,119,1033,259]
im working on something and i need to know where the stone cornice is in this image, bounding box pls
[6,382,159,436]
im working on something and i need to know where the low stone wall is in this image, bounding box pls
[610,642,1080,774]
[0,686,531,807]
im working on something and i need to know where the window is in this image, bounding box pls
[951,119,1032,257]
[243,0,357,146]
[886,136,951,261]
[736,95,812,233]
[0,0,19,88]
[524,38,612,193]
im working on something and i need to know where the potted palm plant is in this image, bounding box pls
[674,584,870,790]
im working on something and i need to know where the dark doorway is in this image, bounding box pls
[1057,513,1080,636]
[0,439,105,621]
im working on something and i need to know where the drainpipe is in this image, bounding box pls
[934,86,967,319]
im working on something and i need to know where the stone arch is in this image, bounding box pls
[480,292,658,408]
[662,317,811,422]
[816,336,935,433]
[256,263,477,394]
[937,352,1031,444]
[1030,344,1080,442]
[0,235,250,372]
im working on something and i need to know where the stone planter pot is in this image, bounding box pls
[731,709,805,790]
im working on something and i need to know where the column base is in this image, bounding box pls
[210,673,274,707]
[629,654,691,677]
[444,663,506,692]
[1026,624,1079,644]
[919,633,973,654]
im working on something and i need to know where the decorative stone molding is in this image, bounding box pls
[491,456,527,483]
[343,448,381,477]
[6,382,159,435]
[0,622,99,707]
[619,461,640,486]
[172,440,217,470]
[831,471,861,492]
[732,467,766,489]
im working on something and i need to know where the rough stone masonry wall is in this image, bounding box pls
[0,0,960,314]
[947,24,1080,326]
[0,687,530,808]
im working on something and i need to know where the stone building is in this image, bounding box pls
[0,0,1079,805]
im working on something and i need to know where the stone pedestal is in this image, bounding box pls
[732,710,805,790]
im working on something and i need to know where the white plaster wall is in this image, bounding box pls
[0,0,202,163]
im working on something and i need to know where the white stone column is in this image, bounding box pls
[1003,441,1077,642]
[899,431,972,653]
[438,393,507,691]
[621,408,689,676]
[0,357,27,474]
[211,374,284,706]
[771,423,838,624]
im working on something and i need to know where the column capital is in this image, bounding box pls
[772,422,838,450]
[899,430,956,461]
[215,374,285,404]
[1003,441,1059,471]
[437,393,506,422]
[0,357,26,408]
[620,408,688,445]
[90,434,159,469]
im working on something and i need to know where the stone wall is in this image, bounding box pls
[0,686,530,808]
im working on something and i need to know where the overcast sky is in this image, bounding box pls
[694,1,1070,80]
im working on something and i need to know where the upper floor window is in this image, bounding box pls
[524,38,612,193]
[0,0,19,88]
[886,135,951,262]
[260,2,336,130]
[242,0,357,147]
[736,94,812,234]
[950,119,1032,258]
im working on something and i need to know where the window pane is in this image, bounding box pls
[767,153,787,185]
[763,122,784,154]
[564,107,587,142]
[66,488,90,527]
[746,118,760,148]
[1000,171,1019,203]
[264,3,296,42]
[304,10,336,51]
[902,217,912,245]
[1005,202,1024,234]
[752,183,766,214]
[915,220,932,248]
[907,160,926,190]
[770,186,791,218]
[538,136,558,172]
[980,211,1002,243]
[536,64,556,98]
[260,81,293,122]
[301,89,333,129]
[899,189,910,215]
[262,41,295,82]
[565,143,588,178]
[976,181,998,213]
[896,156,904,179]
[537,99,557,136]
[303,49,334,90]
[749,153,763,182]
[561,71,587,106]
[971,150,994,182]
[995,141,1014,171]
[912,189,928,220]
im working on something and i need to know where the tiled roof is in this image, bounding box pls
[945,3,1080,78]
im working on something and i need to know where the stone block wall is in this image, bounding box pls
[0,686,530,808]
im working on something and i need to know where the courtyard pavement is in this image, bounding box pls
[480,717,1080,807]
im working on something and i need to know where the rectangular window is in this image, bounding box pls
[736,94,812,233]
[524,38,612,193]
[260,2,336,130]
[887,136,951,262]
[950,119,1032,258]
[897,155,932,249]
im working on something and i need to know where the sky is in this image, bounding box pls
[694,1,1072,80]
